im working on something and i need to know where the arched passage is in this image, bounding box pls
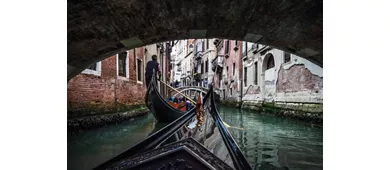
[68,0,322,81]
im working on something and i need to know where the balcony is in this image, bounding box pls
[194,52,202,60]
[242,55,248,61]
[214,39,223,51]
[213,39,222,46]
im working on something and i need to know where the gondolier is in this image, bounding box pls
[145,55,161,87]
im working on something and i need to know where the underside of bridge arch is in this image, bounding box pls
[68,0,322,81]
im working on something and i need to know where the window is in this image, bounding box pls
[88,63,97,70]
[201,62,204,74]
[284,51,291,63]
[235,40,238,46]
[226,66,229,76]
[254,62,258,85]
[233,63,235,76]
[206,39,209,49]
[225,40,230,54]
[230,88,232,96]
[137,58,143,82]
[117,51,129,78]
[266,55,275,69]
[196,42,203,52]
[205,59,208,73]
[244,67,247,87]
[82,61,102,76]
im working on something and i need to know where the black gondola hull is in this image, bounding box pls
[145,75,220,123]
[94,83,253,170]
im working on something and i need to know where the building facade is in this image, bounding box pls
[189,38,217,88]
[238,42,323,118]
[212,39,243,103]
[240,42,323,103]
[171,39,190,86]
[68,43,167,117]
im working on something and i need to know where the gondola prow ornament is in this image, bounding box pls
[195,94,204,127]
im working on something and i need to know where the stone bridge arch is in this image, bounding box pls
[68,0,322,81]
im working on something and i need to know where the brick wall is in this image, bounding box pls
[67,48,147,117]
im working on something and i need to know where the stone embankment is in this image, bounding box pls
[68,105,149,132]
[222,100,322,124]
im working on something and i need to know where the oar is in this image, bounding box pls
[159,80,245,130]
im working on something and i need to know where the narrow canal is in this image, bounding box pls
[68,106,323,170]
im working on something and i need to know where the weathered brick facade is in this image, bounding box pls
[67,48,147,117]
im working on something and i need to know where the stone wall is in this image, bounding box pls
[277,64,323,93]
[67,48,147,117]
[68,107,149,132]
[241,48,323,103]
[238,48,323,124]
[240,101,322,124]
[68,0,323,81]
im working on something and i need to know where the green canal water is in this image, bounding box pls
[68,106,323,170]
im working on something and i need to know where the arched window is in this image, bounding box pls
[263,53,275,71]
[267,56,275,69]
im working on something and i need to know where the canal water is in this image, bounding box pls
[68,106,323,170]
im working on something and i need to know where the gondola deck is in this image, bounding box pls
[94,74,252,170]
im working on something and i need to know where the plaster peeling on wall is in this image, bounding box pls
[245,85,261,94]
[282,57,323,77]
[276,64,323,93]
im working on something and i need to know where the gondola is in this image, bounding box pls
[145,73,220,123]
[94,83,253,170]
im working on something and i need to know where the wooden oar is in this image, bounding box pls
[159,80,245,130]
[159,79,197,104]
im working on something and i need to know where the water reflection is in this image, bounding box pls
[67,114,157,170]
[68,106,322,170]
[219,106,323,170]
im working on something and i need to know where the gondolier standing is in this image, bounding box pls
[145,55,161,87]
